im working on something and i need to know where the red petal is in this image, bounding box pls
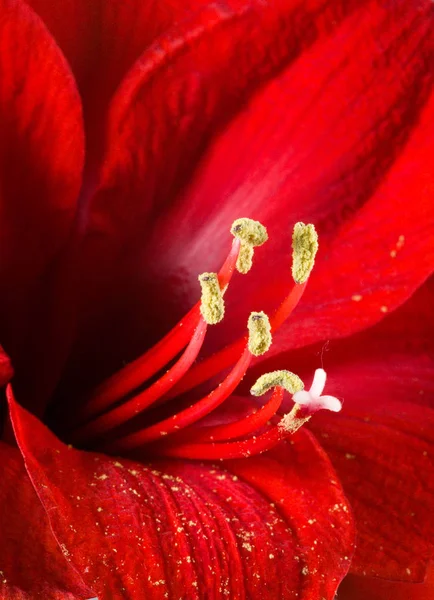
[202,3,434,354]
[308,403,434,582]
[0,441,92,599]
[338,565,434,600]
[143,0,434,350]
[26,0,215,145]
[0,345,13,387]
[9,392,354,599]
[276,80,434,351]
[0,0,84,392]
[223,437,356,597]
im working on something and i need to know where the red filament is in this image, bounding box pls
[101,346,253,453]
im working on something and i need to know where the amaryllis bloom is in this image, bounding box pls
[1,0,434,598]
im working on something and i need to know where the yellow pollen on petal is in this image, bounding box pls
[247,311,272,356]
[250,370,304,396]
[292,222,318,284]
[198,272,224,325]
[231,218,268,274]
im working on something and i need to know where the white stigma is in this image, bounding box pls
[292,369,342,413]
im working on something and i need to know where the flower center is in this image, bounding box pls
[67,219,340,460]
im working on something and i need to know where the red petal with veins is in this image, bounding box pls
[24,0,230,186]
[0,442,92,600]
[307,398,434,582]
[154,0,434,356]
[0,0,84,395]
[8,393,354,599]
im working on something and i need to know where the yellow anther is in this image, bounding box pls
[236,244,254,275]
[247,311,272,356]
[292,222,318,284]
[250,370,304,396]
[198,272,224,325]
[231,218,268,247]
[231,218,268,274]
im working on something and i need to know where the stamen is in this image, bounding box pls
[192,371,303,443]
[251,370,304,396]
[231,218,269,247]
[231,218,268,274]
[247,312,272,356]
[72,218,336,465]
[292,222,318,284]
[199,273,225,325]
[155,403,308,460]
[156,425,289,460]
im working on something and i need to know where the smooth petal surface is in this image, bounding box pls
[9,393,355,600]
[0,0,84,382]
[0,442,92,600]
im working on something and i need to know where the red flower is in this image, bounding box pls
[1,0,434,598]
